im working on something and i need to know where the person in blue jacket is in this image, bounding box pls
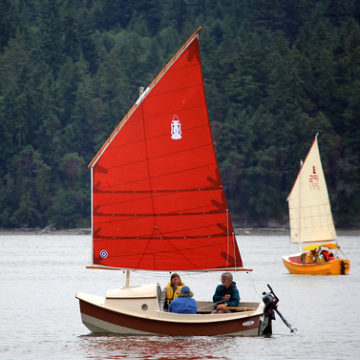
[212,272,240,313]
[169,286,197,314]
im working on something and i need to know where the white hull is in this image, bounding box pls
[76,283,270,336]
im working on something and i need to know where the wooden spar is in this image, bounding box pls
[88,27,202,169]
[86,264,253,271]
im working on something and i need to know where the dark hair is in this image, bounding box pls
[171,273,180,280]
[170,273,182,285]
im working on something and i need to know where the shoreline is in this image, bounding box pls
[0,227,359,236]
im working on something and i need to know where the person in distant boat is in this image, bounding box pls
[321,249,335,262]
[302,250,314,263]
[212,272,240,313]
[169,285,197,314]
[312,247,321,263]
[163,273,185,311]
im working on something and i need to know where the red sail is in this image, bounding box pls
[89,28,243,271]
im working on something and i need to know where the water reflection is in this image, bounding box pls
[78,334,233,360]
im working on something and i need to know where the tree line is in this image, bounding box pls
[0,0,359,229]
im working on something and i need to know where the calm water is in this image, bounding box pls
[1,234,359,360]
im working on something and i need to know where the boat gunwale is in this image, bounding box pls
[282,254,336,267]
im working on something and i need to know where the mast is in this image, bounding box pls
[298,159,303,252]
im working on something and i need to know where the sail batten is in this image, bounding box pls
[90,28,242,271]
[288,136,336,244]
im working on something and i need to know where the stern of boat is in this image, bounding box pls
[329,259,350,275]
[258,289,277,336]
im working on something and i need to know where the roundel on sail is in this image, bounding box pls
[89,28,242,271]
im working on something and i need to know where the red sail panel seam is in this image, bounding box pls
[94,233,227,240]
[94,209,226,217]
[102,140,213,172]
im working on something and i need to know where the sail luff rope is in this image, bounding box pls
[233,231,237,269]
[298,158,302,252]
[226,209,229,267]
[133,102,160,270]
[90,167,94,266]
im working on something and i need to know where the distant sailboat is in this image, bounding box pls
[282,134,350,275]
[75,27,281,336]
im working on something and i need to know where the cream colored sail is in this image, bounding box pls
[288,135,336,244]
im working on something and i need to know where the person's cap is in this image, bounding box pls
[181,286,190,294]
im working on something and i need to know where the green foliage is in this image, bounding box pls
[49,187,88,228]
[0,0,359,229]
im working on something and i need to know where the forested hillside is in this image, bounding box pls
[0,0,359,229]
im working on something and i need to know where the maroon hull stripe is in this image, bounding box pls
[79,300,260,336]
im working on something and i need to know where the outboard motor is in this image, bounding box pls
[259,284,296,336]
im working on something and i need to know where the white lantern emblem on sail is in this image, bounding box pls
[171,115,182,140]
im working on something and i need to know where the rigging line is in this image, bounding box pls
[134,102,158,269]
[127,270,209,278]
[197,300,225,311]
[338,247,348,258]
[226,209,229,267]
[140,101,156,220]
[233,231,237,269]
[150,225,200,270]
[134,239,201,270]
[247,270,259,297]
[133,103,200,271]
[298,158,302,251]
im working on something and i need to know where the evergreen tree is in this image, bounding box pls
[0,0,359,229]
[40,0,65,76]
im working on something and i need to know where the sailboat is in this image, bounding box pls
[76,27,279,336]
[282,134,350,275]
